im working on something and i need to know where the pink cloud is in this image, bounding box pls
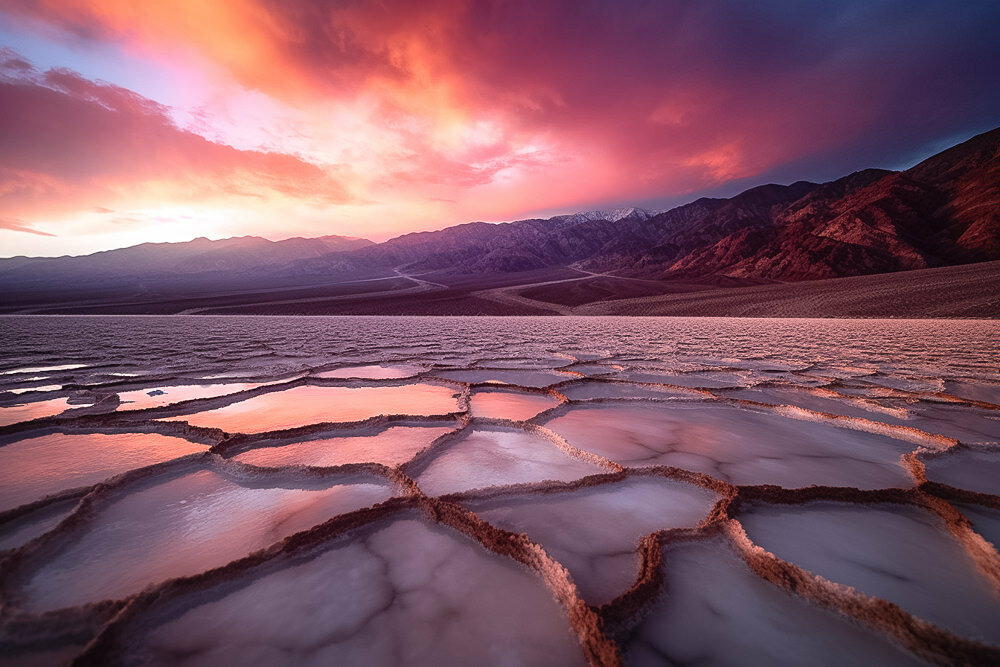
[0,1,998,254]
[0,49,351,224]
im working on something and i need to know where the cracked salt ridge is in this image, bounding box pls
[414,427,605,497]
[15,470,396,612]
[0,499,76,551]
[613,370,750,389]
[461,477,718,605]
[470,389,562,421]
[957,504,1000,551]
[159,384,460,433]
[0,432,207,512]
[128,516,585,666]
[740,501,1000,645]
[233,425,457,468]
[558,382,700,401]
[561,364,617,377]
[924,449,1000,495]
[472,355,575,370]
[431,368,576,388]
[0,396,95,427]
[944,380,1000,405]
[543,403,918,488]
[624,536,921,666]
[726,386,1000,444]
[312,364,425,379]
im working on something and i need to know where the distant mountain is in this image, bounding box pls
[0,234,372,292]
[616,127,1000,280]
[2,126,998,310]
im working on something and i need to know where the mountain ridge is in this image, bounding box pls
[2,126,998,314]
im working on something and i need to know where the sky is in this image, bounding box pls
[1,1,999,257]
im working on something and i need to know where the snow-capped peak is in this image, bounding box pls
[550,207,658,224]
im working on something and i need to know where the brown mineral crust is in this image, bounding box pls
[631,465,737,496]
[212,457,399,485]
[438,471,630,505]
[915,493,1000,591]
[735,485,917,506]
[596,532,664,635]
[923,481,1000,510]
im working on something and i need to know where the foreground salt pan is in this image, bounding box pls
[415,427,604,496]
[2,316,999,665]
[0,396,94,427]
[18,471,395,611]
[234,425,457,468]
[131,518,585,666]
[0,432,206,512]
[162,384,459,432]
[740,502,1000,644]
[463,477,718,603]
[626,538,921,665]
[544,403,917,488]
[469,389,561,421]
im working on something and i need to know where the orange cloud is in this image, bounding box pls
[1,1,998,256]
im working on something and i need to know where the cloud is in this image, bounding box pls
[0,217,55,236]
[0,49,352,224]
[0,1,999,255]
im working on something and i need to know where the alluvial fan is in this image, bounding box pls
[0,315,998,666]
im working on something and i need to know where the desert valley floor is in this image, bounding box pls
[0,315,998,666]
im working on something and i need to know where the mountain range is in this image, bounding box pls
[1,126,998,316]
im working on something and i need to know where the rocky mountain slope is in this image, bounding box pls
[1,127,997,308]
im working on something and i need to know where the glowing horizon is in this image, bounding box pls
[1,1,999,257]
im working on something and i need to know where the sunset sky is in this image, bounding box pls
[1,1,999,257]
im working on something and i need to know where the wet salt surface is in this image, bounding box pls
[544,403,917,488]
[131,517,584,666]
[958,503,1000,550]
[0,500,76,551]
[469,389,561,421]
[415,427,604,496]
[20,470,396,611]
[923,449,1000,495]
[0,396,94,426]
[116,382,269,411]
[234,425,457,468]
[432,368,574,387]
[313,364,425,379]
[161,383,460,432]
[625,538,921,666]
[0,432,206,512]
[0,315,998,665]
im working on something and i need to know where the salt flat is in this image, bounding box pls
[0,315,998,665]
